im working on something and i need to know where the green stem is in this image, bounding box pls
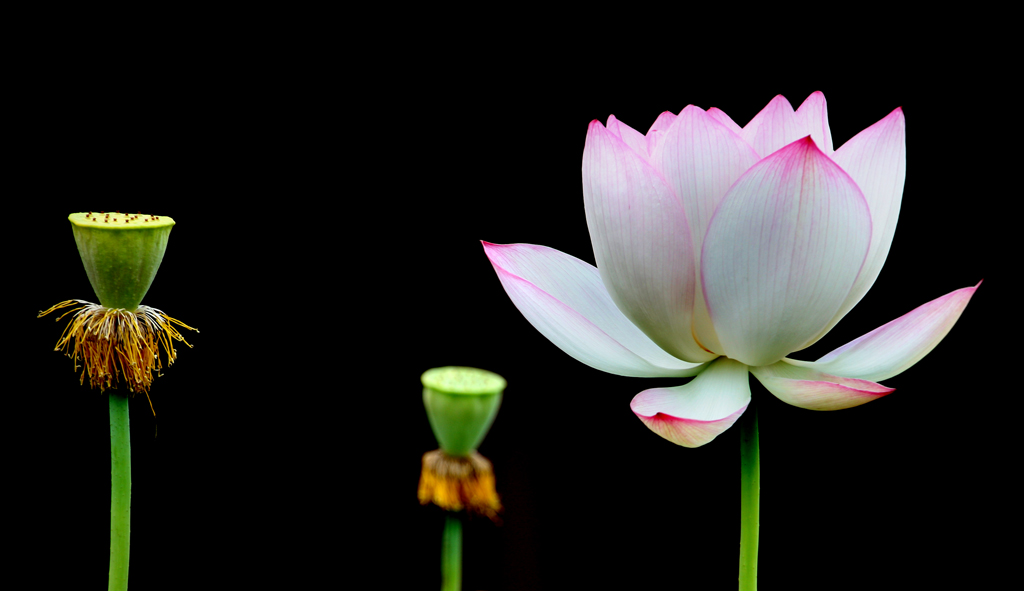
[441,514,462,591]
[739,400,759,591]
[108,394,131,591]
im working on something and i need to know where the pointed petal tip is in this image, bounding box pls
[751,362,895,411]
[794,282,980,382]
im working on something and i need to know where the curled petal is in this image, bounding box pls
[750,360,893,411]
[482,242,707,377]
[630,357,749,447]
[803,108,907,348]
[583,119,712,362]
[787,283,980,382]
[701,137,872,367]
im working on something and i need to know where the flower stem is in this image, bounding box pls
[441,514,462,591]
[108,393,131,591]
[739,400,759,591]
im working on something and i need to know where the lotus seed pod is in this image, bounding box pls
[69,212,174,310]
[422,367,505,457]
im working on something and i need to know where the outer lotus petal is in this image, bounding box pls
[802,108,907,348]
[740,94,803,158]
[645,110,678,155]
[701,137,872,367]
[651,105,761,354]
[482,242,707,377]
[793,91,833,154]
[750,360,893,411]
[606,114,650,161]
[631,358,749,447]
[582,120,713,363]
[786,283,979,382]
[706,107,743,136]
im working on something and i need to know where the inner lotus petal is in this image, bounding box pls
[582,119,713,363]
[701,137,872,367]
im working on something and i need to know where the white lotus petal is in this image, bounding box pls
[631,358,750,447]
[482,242,707,377]
[606,114,650,161]
[706,107,743,136]
[750,360,893,411]
[652,105,761,354]
[801,108,907,348]
[786,283,979,382]
[793,91,833,154]
[645,110,678,155]
[740,94,803,158]
[701,137,872,367]
[583,119,712,362]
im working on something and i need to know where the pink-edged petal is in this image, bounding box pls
[706,107,743,136]
[482,242,707,377]
[740,94,803,158]
[750,360,893,411]
[645,110,678,155]
[582,119,713,363]
[631,357,749,447]
[793,91,833,154]
[651,105,761,354]
[605,114,650,161]
[647,111,678,135]
[787,283,980,382]
[802,108,907,347]
[701,137,872,367]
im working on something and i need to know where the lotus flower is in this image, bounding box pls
[483,92,977,447]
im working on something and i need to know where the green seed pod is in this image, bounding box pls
[422,366,505,457]
[69,212,174,310]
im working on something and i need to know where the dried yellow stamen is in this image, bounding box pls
[418,449,501,522]
[38,300,198,411]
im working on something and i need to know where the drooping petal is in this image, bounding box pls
[482,242,707,377]
[740,94,803,158]
[786,283,979,382]
[801,108,907,348]
[701,137,872,367]
[582,119,713,363]
[750,360,893,411]
[651,105,761,354]
[630,357,750,447]
[793,91,833,154]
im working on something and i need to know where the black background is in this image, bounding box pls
[9,17,1010,591]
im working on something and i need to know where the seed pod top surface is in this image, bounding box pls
[422,367,505,457]
[421,366,506,396]
[69,212,175,311]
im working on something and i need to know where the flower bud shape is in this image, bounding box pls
[422,366,505,457]
[69,212,174,310]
